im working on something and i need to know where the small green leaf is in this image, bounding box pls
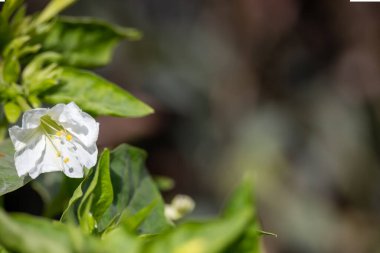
[27,95,41,108]
[3,102,21,123]
[22,52,62,94]
[0,0,23,21]
[120,200,159,233]
[34,0,76,27]
[154,175,175,192]
[0,139,30,196]
[3,55,20,84]
[42,67,153,117]
[39,16,140,68]
[61,170,93,223]
[222,179,255,217]
[222,179,262,253]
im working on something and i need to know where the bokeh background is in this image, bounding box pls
[6,0,380,252]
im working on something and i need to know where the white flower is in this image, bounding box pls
[8,102,99,179]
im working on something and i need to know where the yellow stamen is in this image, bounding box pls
[63,157,70,163]
[56,152,61,157]
[56,130,64,137]
[66,134,73,141]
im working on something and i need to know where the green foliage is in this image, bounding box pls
[42,67,153,117]
[0,209,98,253]
[0,1,266,252]
[0,0,151,129]
[3,102,21,123]
[222,180,261,253]
[0,173,263,253]
[61,144,170,235]
[40,17,142,68]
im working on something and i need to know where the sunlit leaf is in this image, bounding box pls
[42,67,153,117]
[34,0,76,27]
[3,101,21,123]
[40,17,141,68]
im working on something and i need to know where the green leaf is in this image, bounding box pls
[154,175,175,192]
[60,169,93,223]
[34,0,76,27]
[40,16,141,68]
[42,67,154,117]
[142,208,253,253]
[222,180,262,253]
[0,139,30,196]
[22,52,62,94]
[61,144,170,235]
[77,149,113,233]
[0,0,23,21]
[222,179,255,218]
[0,208,99,253]
[3,101,21,123]
[97,144,171,234]
[3,55,20,84]
[101,227,141,253]
[120,199,159,233]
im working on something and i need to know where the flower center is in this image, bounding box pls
[39,115,64,135]
[39,115,77,169]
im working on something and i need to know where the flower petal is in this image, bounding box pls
[21,108,48,129]
[49,102,99,147]
[11,131,45,178]
[72,141,98,169]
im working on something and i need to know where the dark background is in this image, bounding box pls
[5,1,380,252]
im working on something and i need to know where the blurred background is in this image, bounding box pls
[5,0,380,252]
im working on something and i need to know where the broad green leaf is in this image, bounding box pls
[61,144,170,235]
[142,208,253,253]
[40,17,141,68]
[0,139,30,196]
[97,144,171,234]
[0,208,98,253]
[3,101,21,123]
[42,67,153,117]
